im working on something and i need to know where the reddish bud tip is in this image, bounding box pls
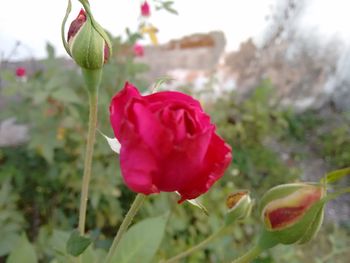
[67,9,87,42]
[104,44,110,63]
[78,9,86,18]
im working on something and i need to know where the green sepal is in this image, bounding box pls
[70,15,105,69]
[186,198,209,216]
[78,0,112,58]
[269,200,325,245]
[257,229,279,250]
[152,76,175,93]
[61,0,72,56]
[297,204,324,244]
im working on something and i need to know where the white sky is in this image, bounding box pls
[1,0,350,60]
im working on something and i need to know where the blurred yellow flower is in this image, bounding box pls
[140,24,159,45]
[56,127,66,141]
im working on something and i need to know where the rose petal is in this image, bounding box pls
[109,82,141,140]
[122,98,173,157]
[145,91,203,111]
[154,126,213,192]
[119,123,160,195]
[177,133,232,202]
[155,101,211,142]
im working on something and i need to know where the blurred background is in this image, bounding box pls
[0,0,349,262]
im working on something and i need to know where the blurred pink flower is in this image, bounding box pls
[133,43,144,57]
[15,67,26,77]
[141,1,151,17]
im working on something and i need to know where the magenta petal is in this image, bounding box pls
[109,82,141,140]
[154,126,213,191]
[124,99,173,157]
[145,91,203,111]
[119,124,160,195]
[177,133,232,202]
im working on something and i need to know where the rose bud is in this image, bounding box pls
[67,9,111,69]
[15,67,26,78]
[225,190,252,224]
[141,1,151,17]
[133,43,144,57]
[259,183,325,245]
[109,82,232,203]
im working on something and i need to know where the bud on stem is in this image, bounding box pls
[259,183,325,245]
[61,0,112,70]
[225,190,252,225]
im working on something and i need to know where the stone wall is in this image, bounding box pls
[135,31,226,81]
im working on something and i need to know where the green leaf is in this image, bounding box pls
[0,233,20,257]
[111,213,169,263]
[323,167,350,184]
[156,1,178,15]
[48,230,74,262]
[163,6,178,15]
[66,230,92,257]
[7,233,38,263]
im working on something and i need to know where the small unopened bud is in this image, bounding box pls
[260,183,325,245]
[15,67,26,78]
[133,43,144,57]
[67,9,110,69]
[225,190,252,225]
[141,1,151,17]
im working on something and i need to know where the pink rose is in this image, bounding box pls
[133,43,144,57]
[141,1,151,17]
[109,82,232,202]
[15,67,26,77]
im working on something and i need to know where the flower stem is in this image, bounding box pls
[104,193,147,263]
[78,68,102,236]
[232,245,262,263]
[163,226,228,263]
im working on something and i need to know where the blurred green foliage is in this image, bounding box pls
[0,40,349,262]
[320,125,350,168]
[210,80,299,195]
